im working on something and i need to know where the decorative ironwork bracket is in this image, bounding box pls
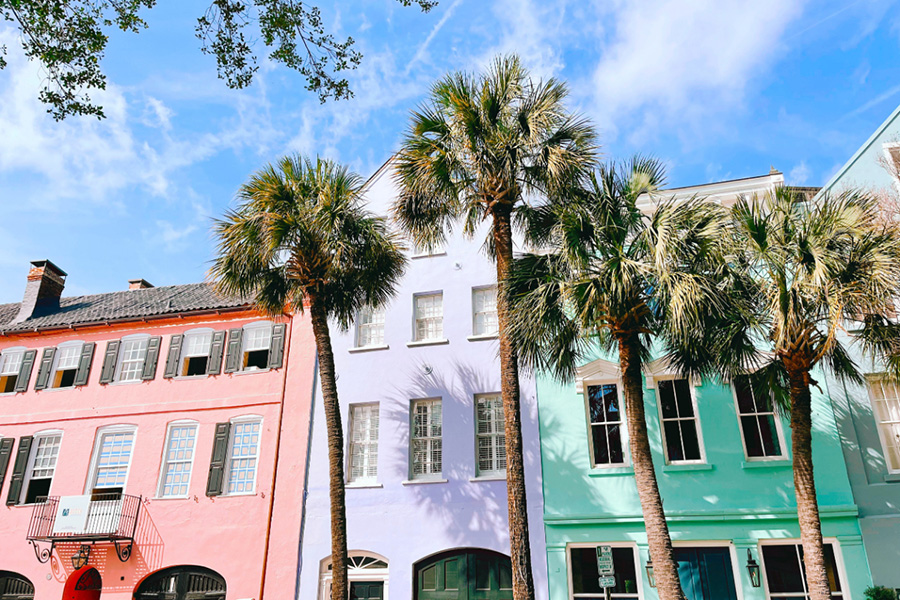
[28,539,53,563]
[113,538,133,562]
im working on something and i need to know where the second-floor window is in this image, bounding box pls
[88,426,136,497]
[242,323,272,370]
[23,433,62,504]
[356,307,386,348]
[181,330,213,376]
[733,375,785,460]
[867,378,900,473]
[158,422,198,498]
[117,337,149,382]
[411,399,442,480]
[657,379,704,463]
[472,286,499,337]
[51,342,82,388]
[587,384,625,466]
[348,403,379,484]
[225,418,261,494]
[0,348,25,393]
[414,293,443,342]
[476,394,506,477]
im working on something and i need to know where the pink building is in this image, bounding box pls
[0,260,316,600]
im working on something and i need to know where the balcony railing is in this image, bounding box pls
[26,493,141,563]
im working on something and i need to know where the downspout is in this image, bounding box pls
[295,353,319,598]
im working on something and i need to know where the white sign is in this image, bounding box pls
[596,545,615,575]
[599,576,617,588]
[52,495,91,535]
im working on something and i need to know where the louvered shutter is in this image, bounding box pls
[141,336,162,380]
[73,342,95,387]
[0,438,13,493]
[33,348,56,390]
[207,331,226,375]
[268,323,286,369]
[206,422,231,496]
[163,334,184,379]
[99,340,120,384]
[223,329,243,373]
[6,436,32,506]
[14,350,36,393]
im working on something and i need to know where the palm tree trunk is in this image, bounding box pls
[491,203,536,600]
[787,366,831,600]
[309,296,349,600]
[617,334,685,600]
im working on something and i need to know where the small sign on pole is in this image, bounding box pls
[596,545,615,575]
[598,576,617,588]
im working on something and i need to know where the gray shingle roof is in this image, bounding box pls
[0,282,250,333]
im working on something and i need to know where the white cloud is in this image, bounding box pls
[789,161,811,185]
[406,0,463,73]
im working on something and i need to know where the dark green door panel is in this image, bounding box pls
[674,547,738,600]
[350,581,384,600]
[416,549,512,600]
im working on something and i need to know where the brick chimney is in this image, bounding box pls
[13,260,67,323]
[128,278,154,290]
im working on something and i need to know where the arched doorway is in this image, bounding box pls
[62,567,101,600]
[0,572,34,600]
[318,552,389,599]
[414,549,512,600]
[133,566,225,600]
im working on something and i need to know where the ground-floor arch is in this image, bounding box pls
[319,551,389,599]
[133,566,225,600]
[62,567,101,600]
[0,572,34,600]
[414,548,513,600]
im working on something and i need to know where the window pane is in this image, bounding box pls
[412,400,442,478]
[349,405,379,482]
[762,545,805,593]
[869,380,900,472]
[118,339,148,381]
[591,425,611,465]
[476,395,506,475]
[183,332,212,357]
[227,420,260,494]
[741,416,765,457]
[160,424,197,497]
[734,376,755,413]
[570,547,602,595]
[680,420,701,461]
[31,435,61,479]
[243,325,272,352]
[664,421,684,462]
[415,294,443,341]
[759,415,782,456]
[94,431,135,488]
[658,380,678,419]
[611,547,638,594]
[0,350,23,375]
[357,307,386,347]
[674,379,694,417]
[473,287,498,336]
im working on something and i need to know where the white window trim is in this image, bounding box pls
[0,346,27,395]
[354,306,387,350]
[471,285,499,339]
[865,374,900,475]
[475,392,507,478]
[318,551,389,600]
[178,328,214,379]
[155,420,199,499]
[412,291,445,343]
[115,334,150,384]
[347,403,380,485]
[241,321,274,372]
[21,429,63,505]
[85,424,137,494]
[757,538,849,600]
[731,377,788,462]
[882,142,900,195]
[566,541,644,600]
[50,340,84,388]
[652,376,707,465]
[410,239,446,258]
[223,414,263,496]
[582,376,630,469]
[410,398,443,481]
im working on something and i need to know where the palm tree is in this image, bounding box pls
[706,187,900,600]
[506,157,735,600]
[211,155,406,600]
[392,54,597,600]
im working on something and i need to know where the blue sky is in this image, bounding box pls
[0,0,899,303]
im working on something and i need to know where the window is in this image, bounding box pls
[472,286,499,337]
[587,384,626,466]
[356,306,386,348]
[761,542,844,599]
[411,399,442,479]
[569,545,640,598]
[181,330,213,376]
[733,375,785,460]
[116,337,149,382]
[22,433,61,504]
[348,404,379,484]
[657,379,704,463]
[225,418,261,494]
[158,422,198,498]
[867,378,900,473]
[414,293,444,342]
[242,323,273,370]
[476,394,506,476]
[412,240,445,257]
[0,348,24,393]
[88,426,136,497]
[52,342,82,388]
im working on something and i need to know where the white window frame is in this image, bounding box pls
[758,538,848,600]
[241,321,274,371]
[731,375,787,462]
[115,334,149,383]
[583,379,629,468]
[475,393,507,478]
[179,328,214,378]
[653,376,707,465]
[51,340,84,388]
[355,306,386,349]
[224,415,263,495]
[412,292,444,342]
[865,375,900,474]
[471,285,499,338]
[410,398,443,480]
[21,430,63,504]
[318,551,390,600]
[347,403,380,485]
[0,346,26,394]
[85,424,137,493]
[882,142,900,194]
[411,240,446,258]
[566,541,644,599]
[156,420,199,498]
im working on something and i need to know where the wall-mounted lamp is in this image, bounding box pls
[645,555,655,588]
[71,544,91,570]
[746,549,761,588]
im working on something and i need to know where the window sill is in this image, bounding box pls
[345,482,382,489]
[39,385,79,393]
[884,473,900,483]
[402,478,448,485]
[588,466,634,477]
[411,252,447,259]
[173,375,210,381]
[106,379,143,386]
[220,491,258,497]
[348,345,390,354]
[151,496,191,501]
[467,334,498,342]
[406,339,449,348]
[230,368,272,376]
[470,475,505,482]
[742,459,791,470]
[663,463,713,472]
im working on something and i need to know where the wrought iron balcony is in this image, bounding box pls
[26,493,142,563]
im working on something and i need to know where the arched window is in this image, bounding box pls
[0,571,34,600]
[319,551,389,600]
[134,565,225,600]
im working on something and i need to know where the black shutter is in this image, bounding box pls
[223,329,243,374]
[163,334,184,379]
[0,438,13,493]
[73,342,95,387]
[141,336,162,380]
[14,350,36,393]
[33,348,56,390]
[268,323,286,369]
[207,331,226,375]
[99,340,120,384]
[206,422,231,496]
[6,436,32,506]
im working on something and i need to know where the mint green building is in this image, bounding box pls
[536,175,873,600]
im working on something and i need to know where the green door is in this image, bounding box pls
[416,549,513,600]
[350,581,384,600]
